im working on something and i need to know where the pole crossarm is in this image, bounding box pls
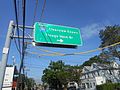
[13,24,34,29]
[12,35,33,39]
[12,24,34,40]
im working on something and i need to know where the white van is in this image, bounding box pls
[67,81,79,90]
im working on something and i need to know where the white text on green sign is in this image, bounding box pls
[33,22,82,46]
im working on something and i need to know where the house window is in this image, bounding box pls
[97,71,100,76]
[90,83,92,88]
[86,83,90,88]
[119,71,120,75]
[88,74,90,78]
[92,73,95,78]
[86,74,88,78]
[101,81,103,84]
[82,83,86,89]
[85,75,86,79]
[109,70,112,75]
[93,82,95,86]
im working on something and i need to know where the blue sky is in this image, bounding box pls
[0,0,120,83]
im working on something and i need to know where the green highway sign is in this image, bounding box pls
[33,22,82,46]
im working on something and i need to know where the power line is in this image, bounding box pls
[39,0,54,44]
[17,1,26,90]
[17,0,20,21]
[21,0,26,73]
[32,0,38,25]
[40,0,46,22]
[13,27,21,55]
[26,41,120,57]
[13,0,23,89]
[13,0,21,57]
[29,46,64,56]
[14,38,21,54]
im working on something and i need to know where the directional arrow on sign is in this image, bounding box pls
[57,39,63,43]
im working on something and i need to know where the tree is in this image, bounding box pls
[26,78,35,90]
[65,65,82,84]
[81,55,110,67]
[99,25,120,60]
[42,61,69,89]
[42,60,82,90]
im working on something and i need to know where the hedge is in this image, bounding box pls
[96,83,120,90]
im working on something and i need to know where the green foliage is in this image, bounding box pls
[42,61,68,89]
[99,25,120,60]
[26,77,35,90]
[81,55,110,67]
[42,60,81,89]
[96,83,120,90]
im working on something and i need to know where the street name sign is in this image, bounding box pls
[33,22,82,46]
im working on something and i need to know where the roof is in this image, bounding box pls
[82,61,119,74]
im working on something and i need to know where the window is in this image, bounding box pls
[90,83,92,88]
[82,83,86,89]
[97,71,100,76]
[86,83,90,88]
[88,74,90,78]
[119,71,120,75]
[109,70,112,75]
[70,82,74,85]
[92,73,95,78]
[101,81,103,84]
[5,79,8,81]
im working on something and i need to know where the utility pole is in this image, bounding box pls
[0,21,14,90]
[0,20,33,90]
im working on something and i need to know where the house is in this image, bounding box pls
[80,61,120,90]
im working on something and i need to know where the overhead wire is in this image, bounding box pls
[14,0,25,89]
[17,0,26,86]
[13,27,21,54]
[39,0,46,22]
[32,0,38,25]
[20,0,26,74]
[13,0,21,57]
[25,42,64,56]
[19,28,32,38]
[26,41,120,57]
[17,0,20,18]
[28,45,64,56]
[39,0,53,43]
[35,47,64,56]
[32,0,53,44]
[16,1,26,90]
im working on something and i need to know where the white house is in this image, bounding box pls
[80,61,120,90]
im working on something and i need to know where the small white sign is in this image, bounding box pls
[2,67,14,90]
[3,48,9,54]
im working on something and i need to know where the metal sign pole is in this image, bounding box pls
[0,21,14,90]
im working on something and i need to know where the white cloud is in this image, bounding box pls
[81,23,105,39]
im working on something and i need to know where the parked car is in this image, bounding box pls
[67,81,79,90]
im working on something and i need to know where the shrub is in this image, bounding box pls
[96,83,120,90]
